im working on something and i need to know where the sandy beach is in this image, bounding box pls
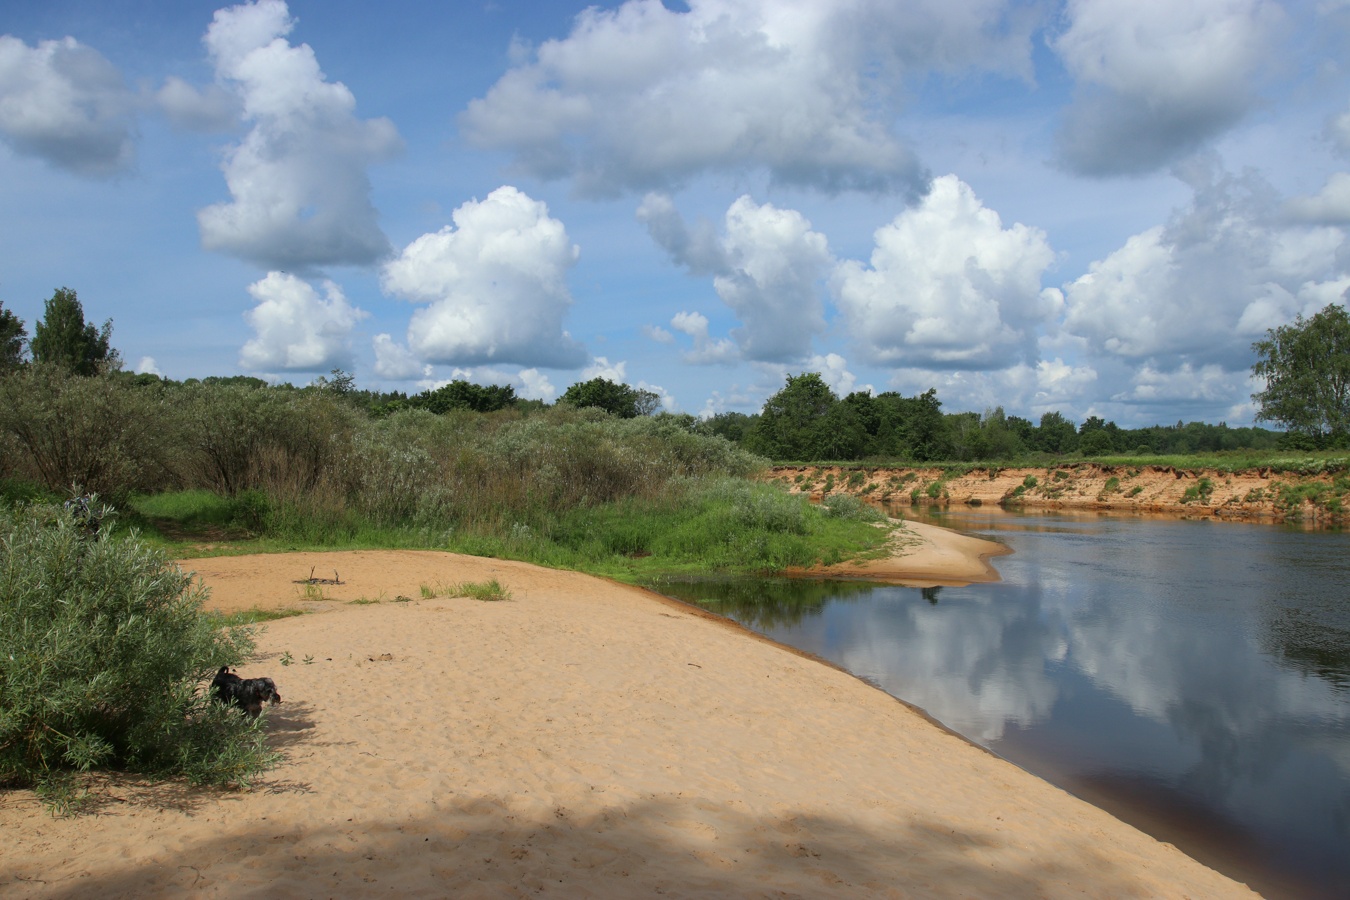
[1,523,1257,898]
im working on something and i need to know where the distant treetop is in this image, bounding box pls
[30,287,120,376]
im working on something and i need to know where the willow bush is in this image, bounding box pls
[0,502,273,804]
[0,365,174,499]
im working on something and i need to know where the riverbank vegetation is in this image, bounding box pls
[0,365,890,579]
[0,502,274,808]
[2,290,1345,564]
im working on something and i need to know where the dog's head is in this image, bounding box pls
[259,677,281,705]
[242,677,281,705]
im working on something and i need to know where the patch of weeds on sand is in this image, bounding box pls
[298,582,330,602]
[206,607,305,627]
[1181,477,1215,505]
[348,597,381,605]
[1128,486,1144,497]
[1275,480,1336,512]
[451,579,512,602]
[419,582,438,599]
[34,773,94,817]
[279,651,294,666]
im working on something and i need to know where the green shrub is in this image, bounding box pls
[1023,474,1038,489]
[1181,477,1215,504]
[0,502,274,805]
[820,492,883,522]
[0,366,172,500]
[1103,476,1121,493]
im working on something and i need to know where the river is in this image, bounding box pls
[647,509,1350,899]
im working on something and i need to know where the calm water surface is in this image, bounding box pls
[648,510,1350,899]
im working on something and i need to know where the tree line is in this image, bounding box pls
[4,287,1345,468]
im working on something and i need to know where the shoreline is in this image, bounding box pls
[788,517,1011,586]
[0,532,1258,898]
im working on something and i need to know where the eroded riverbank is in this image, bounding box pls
[769,462,1350,525]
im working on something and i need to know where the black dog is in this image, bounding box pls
[212,666,282,718]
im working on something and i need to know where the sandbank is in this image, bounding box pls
[0,527,1256,897]
[791,518,1011,585]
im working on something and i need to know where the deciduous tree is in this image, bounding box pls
[744,373,865,461]
[1252,303,1350,442]
[558,377,657,418]
[412,379,517,414]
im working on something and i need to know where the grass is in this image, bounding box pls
[450,579,512,602]
[1181,477,1215,504]
[205,607,306,627]
[115,477,896,585]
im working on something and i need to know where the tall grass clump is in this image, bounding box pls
[544,478,890,577]
[0,502,274,807]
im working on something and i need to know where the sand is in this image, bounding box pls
[0,523,1258,898]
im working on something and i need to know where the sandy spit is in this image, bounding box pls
[1,536,1257,898]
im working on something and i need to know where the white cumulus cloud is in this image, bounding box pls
[1112,362,1240,404]
[808,353,870,397]
[641,194,832,362]
[371,333,426,381]
[1331,107,1350,156]
[155,76,240,132]
[833,174,1059,370]
[382,186,587,369]
[581,356,626,382]
[668,310,739,364]
[517,368,556,401]
[461,0,1037,196]
[1053,0,1282,176]
[1285,172,1350,225]
[197,0,402,270]
[0,35,136,176]
[240,271,367,371]
[1063,161,1349,367]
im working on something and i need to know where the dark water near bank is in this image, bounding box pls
[647,510,1350,899]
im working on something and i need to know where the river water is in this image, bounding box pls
[647,510,1350,899]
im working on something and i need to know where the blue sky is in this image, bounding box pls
[2,0,1349,426]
